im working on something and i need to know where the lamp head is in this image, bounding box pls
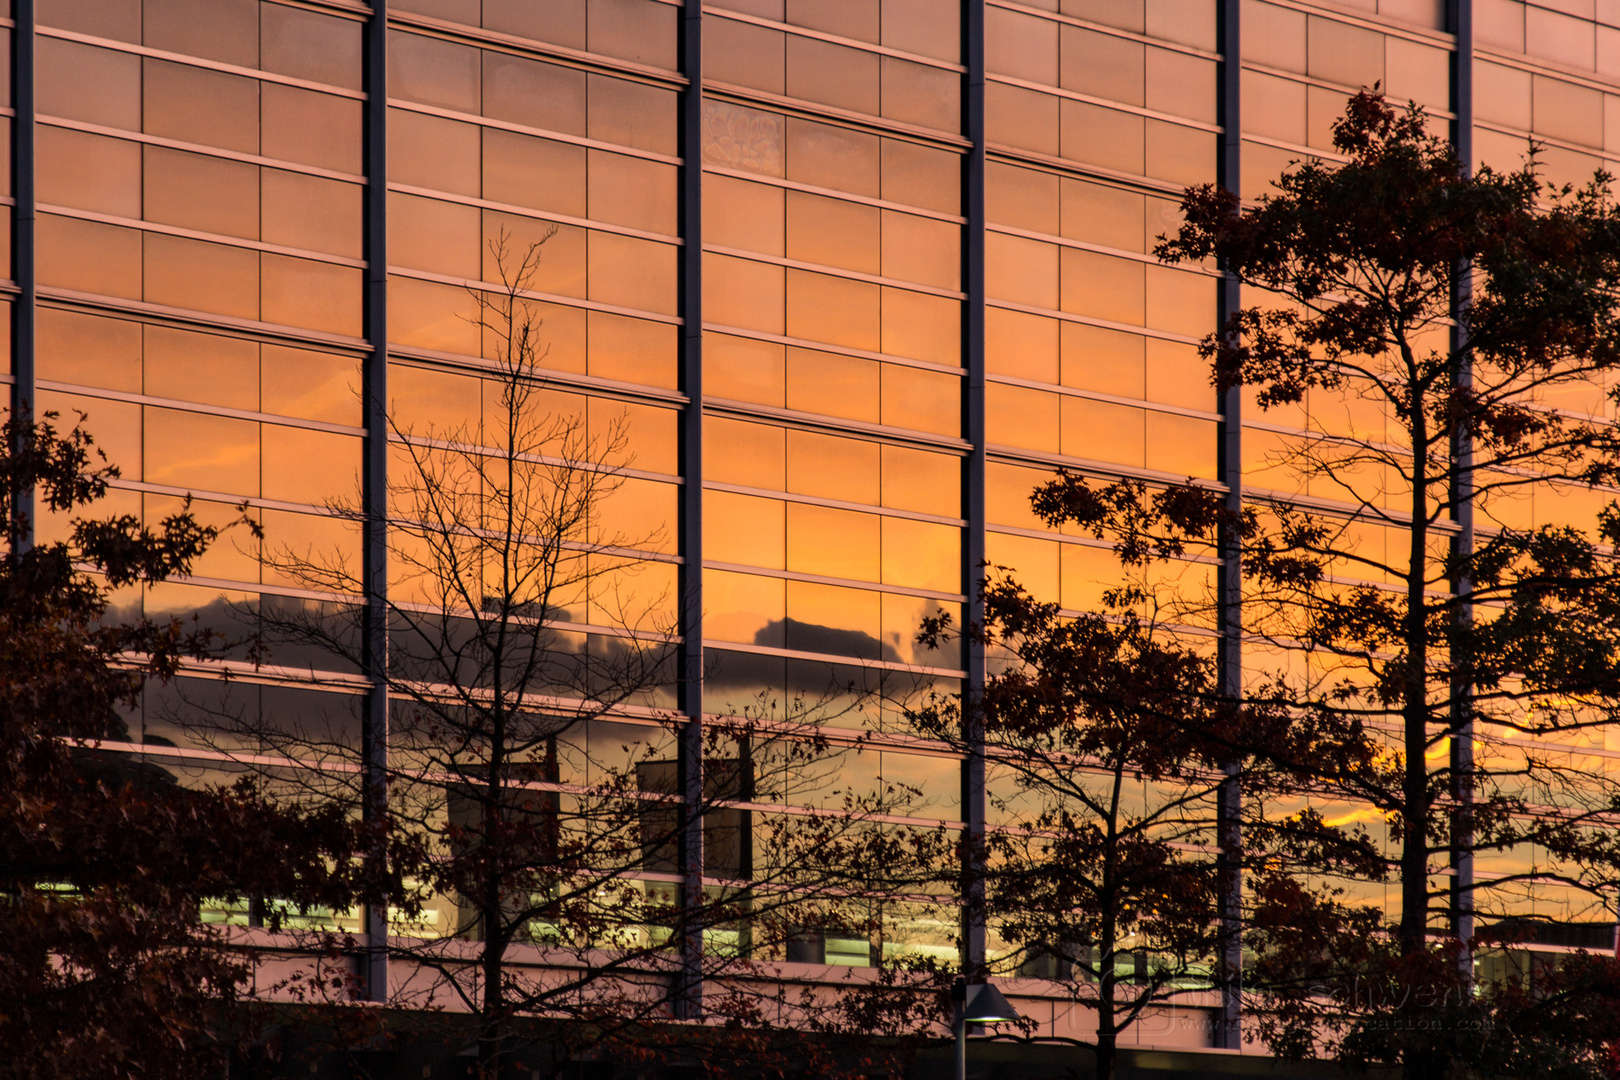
[962,982,1020,1025]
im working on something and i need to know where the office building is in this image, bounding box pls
[18,0,1620,1054]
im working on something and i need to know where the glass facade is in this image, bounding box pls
[20,0,1620,1046]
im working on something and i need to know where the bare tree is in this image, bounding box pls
[196,236,955,1078]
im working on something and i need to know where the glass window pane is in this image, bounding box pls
[587,232,677,314]
[705,332,785,406]
[38,307,141,392]
[706,17,785,94]
[262,255,363,337]
[38,215,141,298]
[788,503,879,580]
[705,490,786,569]
[484,129,587,217]
[787,191,879,274]
[881,516,960,592]
[144,234,260,320]
[262,84,362,174]
[988,162,1059,234]
[880,138,959,214]
[389,30,480,113]
[39,38,140,130]
[702,100,785,178]
[389,192,481,277]
[41,0,140,40]
[786,118,879,196]
[143,146,259,240]
[143,0,257,67]
[705,568,786,647]
[144,406,259,495]
[261,171,363,259]
[707,252,788,332]
[262,346,360,426]
[786,270,879,351]
[588,150,677,233]
[262,425,361,505]
[142,59,258,154]
[387,108,480,196]
[261,4,362,90]
[786,36,879,116]
[587,74,677,155]
[785,347,879,423]
[704,175,785,256]
[588,0,678,69]
[881,211,959,290]
[587,311,677,388]
[145,324,257,410]
[785,579,882,658]
[705,417,785,490]
[1060,397,1144,466]
[38,126,140,218]
[786,429,879,504]
[881,364,959,436]
[882,445,960,517]
[881,288,960,367]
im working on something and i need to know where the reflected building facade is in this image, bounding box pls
[16,0,1620,1052]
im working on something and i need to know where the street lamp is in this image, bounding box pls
[953,979,1021,1080]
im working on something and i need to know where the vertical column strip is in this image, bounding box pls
[961,0,988,981]
[361,0,391,1005]
[1214,0,1244,1051]
[11,0,33,553]
[1449,0,1476,959]
[676,0,706,1022]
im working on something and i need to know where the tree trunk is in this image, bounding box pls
[1398,416,1432,958]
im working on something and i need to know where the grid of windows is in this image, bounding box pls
[18,0,1620,1044]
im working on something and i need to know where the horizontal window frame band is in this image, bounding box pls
[388,517,682,566]
[702,243,966,301]
[1240,131,1355,166]
[987,373,1223,423]
[388,183,681,247]
[702,164,967,226]
[39,288,368,354]
[703,707,967,758]
[386,595,685,638]
[385,350,687,409]
[1242,416,1421,460]
[107,477,347,518]
[987,442,1225,489]
[987,73,1224,136]
[985,142,1194,198]
[702,479,965,528]
[985,522,1222,565]
[1475,46,1620,98]
[985,222,1224,277]
[388,8,686,90]
[987,0,1224,61]
[41,116,368,186]
[86,741,368,774]
[1239,61,1459,121]
[38,379,367,437]
[701,559,964,604]
[268,0,370,22]
[1233,484,1465,535]
[1237,0,1456,48]
[387,266,679,325]
[40,204,366,270]
[1471,119,1620,165]
[701,83,972,150]
[701,636,965,679]
[38,25,368,101]
[700,7,967,74]
[385,98,681,168]
[702,395,970,455]
[984,297,1204,347]
[702,323,965,377]
[370,677,676,725]
[389,430,683,486]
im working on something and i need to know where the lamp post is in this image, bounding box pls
[953,979,1021,1080]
